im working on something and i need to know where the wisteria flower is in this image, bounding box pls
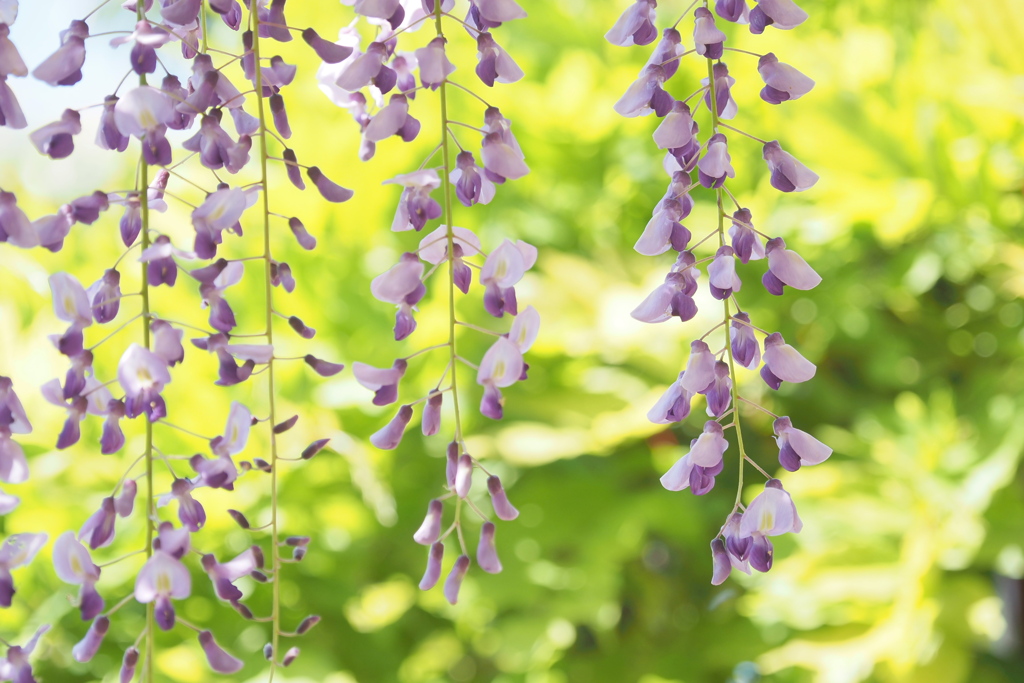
[30,108,81,159]
[33,20,88,86]
[0,532,47,607]
[135,548,191,630]
[729,312,761,370]
[757,52,814,104]
[761,331,816,389]
[140,235,194,287]
[614,64,672,118]
[117,343,172,421]
[53,531,103,620]
[660,421,728,494]
[202,547,258,602]
[385,169,442,231]
[749,0,808,34]
[480,239,536,317]
[353,359,407,405]
[631,252,700,324]
[475,31,523,86]
[707,245,742,300]
[697,133,734,188]
[763,236,821,293]
[648,373,693,424]
[693,7,726,59]
[605,0,657,46]
[762,140,817,192]
[477,336,524,419]
[371,253,425,340]
[773,416,832,471]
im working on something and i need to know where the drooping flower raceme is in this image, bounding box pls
[608,0,829,583]
[326,0,534,604]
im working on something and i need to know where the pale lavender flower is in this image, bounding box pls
[697,133,734,188]
[72,617,109,663]
[413,499,443,545]
[182,112,251,173]
[635,199,691,256]
[758,52,814,104]
[681,340,716,393]
[0,191,34,248]
[335,41,393,92]
[33,20,88,86]
[749,0,808,34]
[739,478,802,555]
[371,253,425,340]
[476,521,502,573]
[151,319,185,366]
[0,532,47,607]
[660,421,728,495]
[0,433,30,484]
[0,24,27,79]
[416,37,455,90]
[50,272,93,332]
[0,376,30,434]
[0,74,26,129]
[117,343,172,420]
[643,28,685,79]
[693,7,726,59]
[370,404,414,449]
[648,373,693,424]
[701,62,737,119]
[605,0,657,47]
[762,140,817,192]
[653,102,696,151]
[201,547,257,602]
[53,530,104,620]
[480,239,536,317]
[614,64,672,118]
[0,625,49,683]
[486,475,519,520]
[41,379,89,449]
[86,269,121,324]
[385,169,442,231]
[477,336,524,419]
[451,151,496,207]
[110,20,173,75]
[352,360,406,408]
[773,416,831,471]
[729,312,761,370]
[135,549,191,630]
[78,496,117,550]
[763,237,821,294]
[197,261,244,333]
[198,631,244,674]
[419,542,444,590]
[115,480,136,517]
[140,235,194,287]
[761,331,816,388]
[707,245,741,300]
[30,108,81,159]
[114,85,175,165]
[632,252,700,324]
[480,120,529,181]
[443,554,470,605]
[422,391,443,435]
[191,186,252,258]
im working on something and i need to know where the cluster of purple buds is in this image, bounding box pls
[324,0,532,602]
[0,0,351,676]
[608,0,829,582]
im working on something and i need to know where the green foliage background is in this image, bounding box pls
[0,0,1022,681]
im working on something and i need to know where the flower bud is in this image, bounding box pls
[419,542,444,590]
[413,499,443,545]
[486,475,519,521]
[476,522,502,574]
[444,554,471,605]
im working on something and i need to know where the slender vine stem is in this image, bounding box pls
[433,3,464,450]
[703,1,750,510]
[249,6,283,680]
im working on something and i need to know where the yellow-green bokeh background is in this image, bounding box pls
[0,0,1023,681]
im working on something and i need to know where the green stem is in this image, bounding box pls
[249,6,282,680]
[433,3,464,448]
[703,4,750,510]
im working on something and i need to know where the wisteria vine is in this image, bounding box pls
[1,0,350,678]
[608,0,831,583]
[314,0,535,603]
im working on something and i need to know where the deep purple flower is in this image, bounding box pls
[681,340,716,393]
[86,269,121,324]
[693,7,726,59]
[653,101,696,151]
[635,199,691,256]
[697,133,734,188]
[182,112,251,173]
[78,496,117,550]
[648,372,693,424]
[202,547,258,602]
[140,235,194,287]
[475,31,523,87]
[644,27,685,79]
[729,312,761,370]
[715,0,750,23]
[450,151,495,207]
[302,27,353,63]
[30,109,81,159]
[0,191,35,248]
[419,225,481,293]
[117,343,172,420]
[197,261,244,333]
[114,86,175,165]
[750,0,808,34]
[110,20,173,75]
[606,0,657,46]
[728,209,765,263]
[762,140,818,192]
[335,41,392,92]
[773,416,832,471]
[701,361,732,418]
[385,169,442,231]
[352,359,407,405]
[101,399,126,454]
[135,549,191,630]
[33,20,88,86]
[307,166,355,203]
[365,93,420,143]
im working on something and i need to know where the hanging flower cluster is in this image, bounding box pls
[0,0,349,677]
[608,0,829,583]
[314,0,535,603]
